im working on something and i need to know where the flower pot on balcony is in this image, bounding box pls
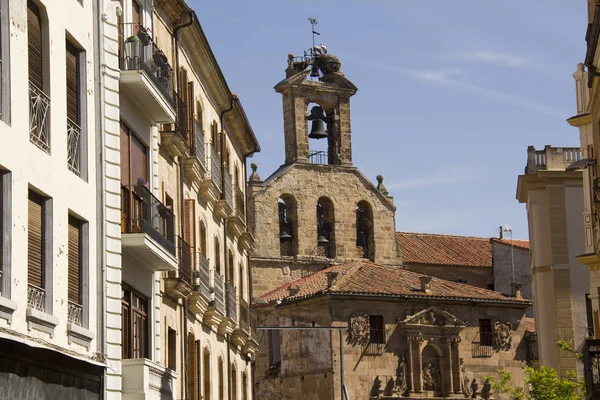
[124,35,141,69]
[137,26,152,46]
[153,49,168,67]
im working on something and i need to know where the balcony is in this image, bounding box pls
[232,298,250,347]
[183,120,207,190]
[524,145,583,175]
[215,170,233,218]
[228,186,246,237]
[218,282,237,335]
[119,23,175,124]
[67,118,81,176]
[200,145,222,203]
[204,270,225,327]
[242,310,259,356]
[164,236,193,299]
[189,252,211,318]
[122,358,177,400]
[160,90,188,158]
[29,81,51,153]
[121,184,177,272]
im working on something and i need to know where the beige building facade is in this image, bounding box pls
[516,145,590,376]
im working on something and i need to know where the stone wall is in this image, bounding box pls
[491,243,532,315]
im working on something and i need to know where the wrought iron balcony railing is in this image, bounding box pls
[250,309,257,335]
[67,118,81,176]
[121,184,175,255]
[68,300,83,326]
[239,298,249,332]
[27,283,45,312]
[234,187,245,219]
[223,170,233,209]
[195,252,211,298]
[191,120,206,169]
[225,282,237,322]
[29,81,51,153]
[176,236,192,285]
[209,145,222,189]
[211,270,225,315]
[119,23,174,107]
[584,338,600,399]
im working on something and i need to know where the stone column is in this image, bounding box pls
[442,338,454,394]
[405,335,415,394]
[452,337,462,394]
[414,334,424,393]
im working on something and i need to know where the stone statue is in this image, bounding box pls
[461,359,473,398]
[431,364,440,390]
[348,313,370,345]
[392,355,408,395]
[481,378,492,399]
[494,321,512,349]
[470,379,479,398]
[370,376,382,397]
[423,363,434,390]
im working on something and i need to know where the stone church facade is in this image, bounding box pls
[248,50,532,399]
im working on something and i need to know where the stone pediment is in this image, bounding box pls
[399,306,466,327]
[274,69,358,94]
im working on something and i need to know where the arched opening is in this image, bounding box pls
[231,363,237,400]
[188,332,198,400]
[422,345,442,396]
[218,356,224,400]
[203,348,211,400]
[199,220,207,256]
[307,102,335,165]
[242,371,248,400]
[214,237,221,275]
[316,197,335,258]
[278,194,298,257]
[356,201,375,261]
[228,250,234,284]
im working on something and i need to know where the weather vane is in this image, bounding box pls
[309,17,320,51]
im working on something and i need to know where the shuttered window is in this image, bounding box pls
[199,222,206,256]
[66,42,79,124]
[68,215,81,304]
[203,350,211,400]
[28,190,44,288]
[120,121,131,185]
[27,0,43,90]
[0,0,11,122]
[122,283,148,359]
[187,81,194,140]
[132,0,141,26]
[184,199,195,251]
[188,333,197,400]
[120,122,148,186]
[195,340,201,400]
[218,358,224,400]
[231,365,237,400]
[369,315,385,344]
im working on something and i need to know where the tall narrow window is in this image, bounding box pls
[479,319,493,346]
[586,294,594,337]
[188,333,197,400]
[316,197,335,258]
[218,357,224,400]
[121,283,148,359]
[167,327,176,370]
[68,215,83,326]
[131,0,141,26]
[28,190,45,311]
[0,0,11,122]
[187,81,194,138]
[242,372,248,400]
[239,263,244,302]
[0,170,11,299]
[227,250,234,284]
[356,201,374,261]
[196,101,203,131]
[28,0,50,152]
[195,340,201,400]
[184,199,196,264]
[66,41,83,177]
[199,221,207,256]
[203,349,211,400]
[120,122,148,234]
[278,195,298,257]
[215,238,221,275]
[231,363,237,400]
[369,315,385,344]
[268,330,281,366]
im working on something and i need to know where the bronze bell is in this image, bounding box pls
[280,230,292,241]
[317,234,329,245]
[310,64,320,77]
[309,119,327,140]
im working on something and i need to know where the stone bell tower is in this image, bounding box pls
[277,53,358,166]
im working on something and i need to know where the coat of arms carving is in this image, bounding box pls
[348,313,370,344]
[494,321,512,349]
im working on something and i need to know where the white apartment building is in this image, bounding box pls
[0,0,105,397]
[99,0,260,398]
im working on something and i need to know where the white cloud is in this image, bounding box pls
[406,68,460,83]
[446,51,527,68]
[387,164,484,190]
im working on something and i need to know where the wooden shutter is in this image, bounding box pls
[184,199,195,264]
[187,81,194,140]
[27,1,43,91]
[66,42,79,124]
[130,132,148,183]
[68,215,81,304]
[132,0,141,26]
[120,122,131,186]
[203,351,211,399]
[188,333,197,400]
[28,190,43,288]
[199,222,206,256]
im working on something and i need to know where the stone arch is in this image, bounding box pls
[278,194,298,257]
[421,344,443,395]
[356,200,375,261]
[317,196,336,258]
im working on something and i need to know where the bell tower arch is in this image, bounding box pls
[276,54,358,166]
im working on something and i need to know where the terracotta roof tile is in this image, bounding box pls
[260,260,530,306]
[396,232,492,268]
[491,238,530,250]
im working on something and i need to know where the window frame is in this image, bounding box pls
[67,214,89,328]
[65,37,88,180]
[368,315,385,344]
[0,0,10,123]
[121,282,149,359]
[479,319,493,346]
[27,189,53,314]
[0,170,10,298]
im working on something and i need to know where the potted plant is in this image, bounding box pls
[124,35,140,69]
[136,25,152,46]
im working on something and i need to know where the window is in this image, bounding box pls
[211,121,220,150]
[587,294,594,337]
[242,372,248,400]
[268,330,281,366]
[356,201,374,261]
[28,0,50,152]
[199,221,207,256]
[120,121,148,187]
[231,363,237,400]
[187,81,194,138]
[167,327,176,370]
[369,315,384,344]
[67,215,86,326]
[188,333,198,400]
[479,319,493,346]
[131,0,141,26]
[227,250,234,283]
[184,198,196,262]
[316,196,335,258]
[66,40,86,178]
[28,189,52,313]
[218,357,224,400]
[0,0,11,123]
[214,238,221,274]
[239,263,244,301]
[203,349,211,399]
[0,170,11,298]
[122,283,148,359]
[195,340,201,400]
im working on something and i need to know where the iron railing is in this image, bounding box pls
[29,81,51,153]
[67,118,81,176]
[211,270,225,315]
[121,184,175,255]
[196,252,211,298]
[309,150,328,165]
[250,309,257,336]
[173,89,188,144]
[27,284,45,312]
[225,282,237,322]
[471,341,494,358]
[68,301,83,326]
[176,236,192,285]
[239,299,249,332]
[584,338,600,399]
[192,120,206,170]
[223,170,233,209]
[119,23,174,106]
[234,187,245,219]
[209,145,222,189]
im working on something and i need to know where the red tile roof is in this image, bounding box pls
[396,232,492,268]
[260,260,530,306]
[491,238,530,250]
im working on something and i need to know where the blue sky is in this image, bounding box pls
[191,0,586,240]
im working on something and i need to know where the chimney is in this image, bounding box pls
[499,226,503,239]
[326,271,339,288]
[510,283,523,299]
[420,276,432,294]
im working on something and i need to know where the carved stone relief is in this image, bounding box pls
[391,355,408,396]
[460,358,473,398]
[494,321,512,350]
[348,313,369,345]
